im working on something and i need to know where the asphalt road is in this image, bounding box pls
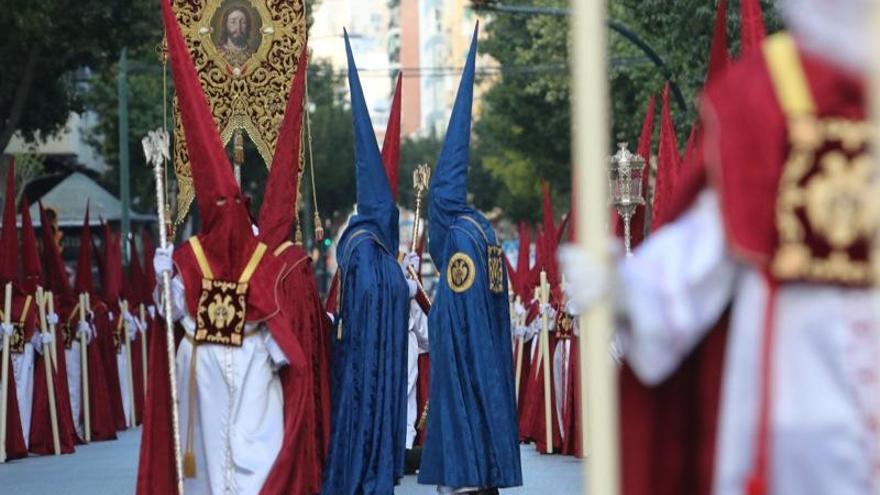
[0,429,584,494]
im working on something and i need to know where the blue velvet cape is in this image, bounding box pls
[322,225,410,495]
[418,213,523,489]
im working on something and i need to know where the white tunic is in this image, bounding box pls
[12,344,35,447]
[618,190,880,495]
[406,299,429,448]
[65,342,83,439]
[164,276,288,495]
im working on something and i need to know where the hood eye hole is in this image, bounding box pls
[216,198,227,206]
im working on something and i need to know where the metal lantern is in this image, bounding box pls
[608,142,646,254]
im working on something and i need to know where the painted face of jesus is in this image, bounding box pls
[225,8,248,48]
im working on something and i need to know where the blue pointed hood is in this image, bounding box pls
[428,24,482,262]
[338,29,399,260]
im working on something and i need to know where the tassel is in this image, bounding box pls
[314,211,324,241]
[233,130,245,166]
[183,451,197,479]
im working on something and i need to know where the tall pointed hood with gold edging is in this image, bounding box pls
[257,46,308,252]
[427,24,481,264]
[161,0,285,322]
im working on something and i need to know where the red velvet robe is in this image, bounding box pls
[1,296,36,460]
[29,304,78,454]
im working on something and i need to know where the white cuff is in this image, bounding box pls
[47,313,59,326]
[263,332,289,368]
[0,323,13,337]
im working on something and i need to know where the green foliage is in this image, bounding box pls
[0,0,158,152]
[473,0,782,222]
[82,46,167,215]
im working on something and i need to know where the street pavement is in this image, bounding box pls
[0,429,584,494]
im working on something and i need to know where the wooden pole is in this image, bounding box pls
[1,282,12,462]
[140,304,148,395]
[539,270,553,454]
[47,292,58,373]
[122,300,136,427]
[571,0,619,493]
[79,292,91,443]
[37,287,61,455]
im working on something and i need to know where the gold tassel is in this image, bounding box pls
[314,211,324,241]
[233,130,244,166]
[416,400,429,431]
[183,452,197,479]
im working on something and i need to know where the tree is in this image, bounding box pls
[473,0,781,222]
[0,0,158,154]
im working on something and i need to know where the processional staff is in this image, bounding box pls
[142,128,185,495]
[571,0,619,494]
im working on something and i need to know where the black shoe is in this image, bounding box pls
[404,447,422,474]
[465,489,499,495]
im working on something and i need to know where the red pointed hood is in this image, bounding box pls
[515,222,531,298]
[101,222,122,303]
[74,203,93,294]
[0,160,19,286]
[539,181,561,291]
[651,84,681,232]
[20,195,41,294]
[161,0,258,280]
[382,74,403,200]
[257,46,308,249]
[39,202,74,304]
[707,0,730,84]
[740,0,766,54]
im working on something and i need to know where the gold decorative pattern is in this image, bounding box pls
[170,0,307,223]
[771,117,878,284]
[487,245,505,294]
[195,278,248,346]
[447,252,476,293]
[556,312,575,340]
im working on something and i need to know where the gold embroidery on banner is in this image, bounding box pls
[170,0,307,223]
[447,253,476,293]
[487,245,505,294]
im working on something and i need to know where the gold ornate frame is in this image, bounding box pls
[170,0,306,223]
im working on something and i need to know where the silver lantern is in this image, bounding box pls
[609,142,646,255]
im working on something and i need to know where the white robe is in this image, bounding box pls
[618,190,880,495]
[406,300,429,448]
[163,276,289,495]
[65,342,83,439]
[117,350,131,426]
[12,344,35,447]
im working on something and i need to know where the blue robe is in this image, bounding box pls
[419,214,523,489]
[323,227,410,495]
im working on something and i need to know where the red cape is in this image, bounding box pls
[261,245,332,495]
[29,303,78,454]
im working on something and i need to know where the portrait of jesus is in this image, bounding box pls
[211,1,262,67]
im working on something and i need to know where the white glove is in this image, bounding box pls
[558,244,611,314]
[400,252,420,275]
[406,279,418,299]
[47,313,59,326]
[123,312,138,331]
[76,321,95,344]
[514,302,526,318]
[32,332,54,354]
[0,323,13,337]
[147,305,156,319]
[153,245,175,275]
